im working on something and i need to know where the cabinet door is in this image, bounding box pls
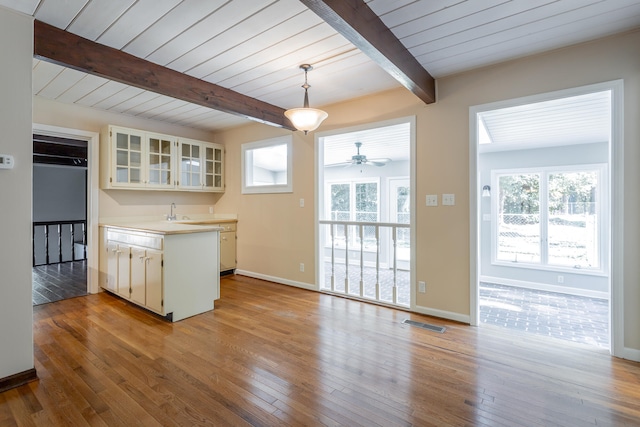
[117,245,131,298]
[147,133,175,189]
[145,249,163,313]
[178,140,202,189]
[105,242,119,291]
[112,127,144,187]
[220,231,236,272]
[203,144,224,192]
[130,247,146,305]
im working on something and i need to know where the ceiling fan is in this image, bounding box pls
[327,142,390,167]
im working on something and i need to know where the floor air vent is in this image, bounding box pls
[402,319,446,333]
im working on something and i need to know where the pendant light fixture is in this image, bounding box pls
[284,64,328,134]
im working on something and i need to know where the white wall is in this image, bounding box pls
[479,142,609,296]
[0,8,34,379]
[33,164,87,222]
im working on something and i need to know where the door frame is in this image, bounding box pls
[315,116,416,309]
[33,123,100,294]
[469,80,624,357]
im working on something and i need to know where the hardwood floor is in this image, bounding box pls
[32,260,87,305]
[3,274,640,426]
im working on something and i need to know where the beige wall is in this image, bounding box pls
[34,97,220,219]
[0,8,34,379]
[216,29,640,352]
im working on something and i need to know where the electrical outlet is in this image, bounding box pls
[209,206,214,214]
[300,198,305,208]
[426,195,438,206]
[299,263,305,272]
[442,194,455,206]
[557,275,564,284]
[418,281,426,293]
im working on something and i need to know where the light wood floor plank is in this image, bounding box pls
[2,274,639,426]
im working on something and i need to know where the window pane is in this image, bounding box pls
[330,184,350,221]
[548,171,599,268]
[246,144,287,186]
[497,174,540,263]
[355,182,378,222]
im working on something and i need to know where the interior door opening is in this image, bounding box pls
[32,134,89,305]
[316,118,415,309]
[471,85,618,352]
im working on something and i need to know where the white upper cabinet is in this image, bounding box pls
[101,125,223,192]
[177,138,224,192]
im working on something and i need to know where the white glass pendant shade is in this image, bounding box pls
[284,107,328,133]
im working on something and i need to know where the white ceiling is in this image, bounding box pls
[323,122,410,166]
[478,90,611,152]
[2,0,639,133]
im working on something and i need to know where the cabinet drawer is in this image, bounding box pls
[106,229,163,250]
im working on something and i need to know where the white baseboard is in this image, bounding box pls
[234,270,317,291]
[413,305,470,324]
[480,275,608,299]
[620,346,640,362]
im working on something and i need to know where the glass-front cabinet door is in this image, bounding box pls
[179,140,202,189]
[146,133,175,189]
[113,127,143,187]
[204,144,224,191]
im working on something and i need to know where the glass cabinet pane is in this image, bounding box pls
[116,150,128,166]
[116,133,128,149]
[131,135,141,152]
[161,140,171,154]
[130,152,141,167]
[149,138,159,153]
[215,149,221,161]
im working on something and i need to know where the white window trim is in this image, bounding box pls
[491,163,609,275]
[241,135,293,194]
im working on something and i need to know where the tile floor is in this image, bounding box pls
[480,282,609,349]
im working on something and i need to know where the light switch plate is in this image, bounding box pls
[426,195,438,206]
[442,194,455,206]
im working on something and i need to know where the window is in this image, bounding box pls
[327,179,379,249]
[241,136,292,194]
[494,165,605,271]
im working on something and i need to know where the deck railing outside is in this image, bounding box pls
[33,220,87,266]
[319,219,410,307]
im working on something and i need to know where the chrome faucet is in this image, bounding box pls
[167,202,177,221]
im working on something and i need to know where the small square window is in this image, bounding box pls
[241,136,293,194]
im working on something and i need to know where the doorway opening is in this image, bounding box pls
[31,124,100,305]
[32,134,88,305]
[470,83,622,352]
[316,117,415,309]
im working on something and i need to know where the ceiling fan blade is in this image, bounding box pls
[324,161,351,168]
[369,161,387,167]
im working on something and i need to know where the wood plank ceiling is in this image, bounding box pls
[2,0,639,133]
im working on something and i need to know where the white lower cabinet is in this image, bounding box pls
[130,247,163,310]
[101,226,219,321]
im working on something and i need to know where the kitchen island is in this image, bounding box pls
[100,220,222,321]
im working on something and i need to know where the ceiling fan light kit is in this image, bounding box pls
[284,64,328,134]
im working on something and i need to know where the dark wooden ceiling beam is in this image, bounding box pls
[300,0,435,104]
[33,20,295,130]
